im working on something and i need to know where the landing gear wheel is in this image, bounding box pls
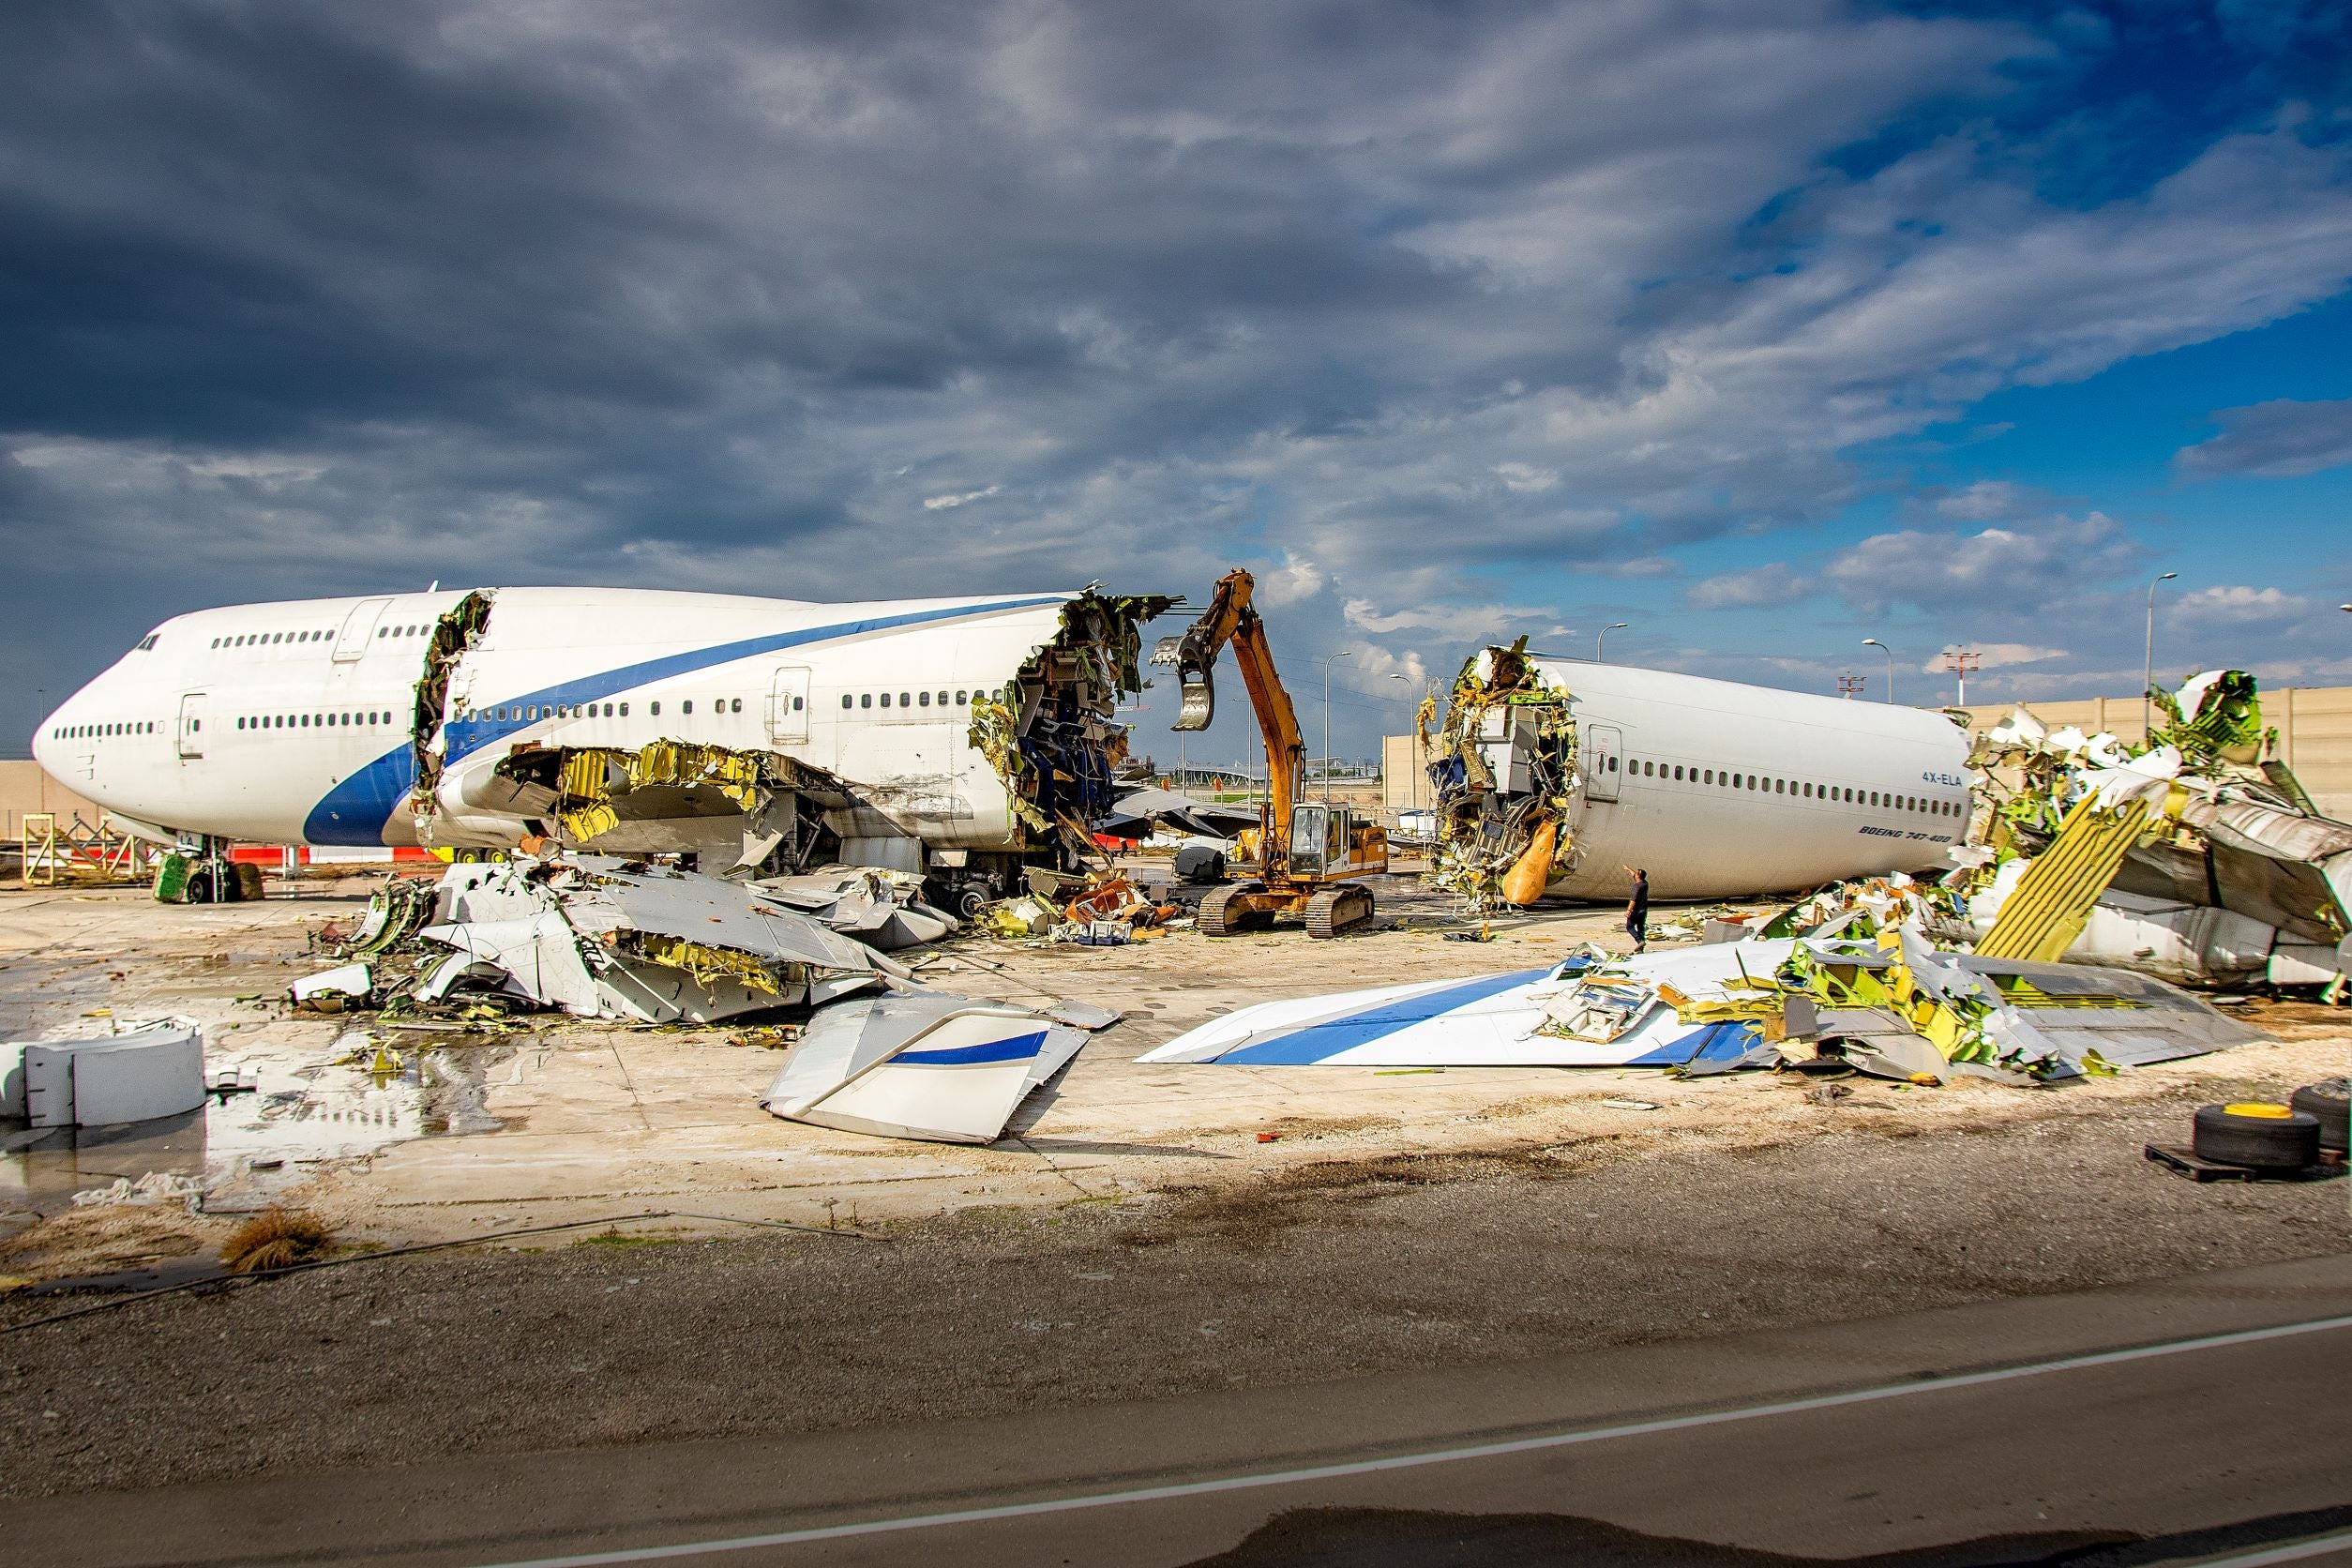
[956,886,991,920]
[1198,882,1269,938]
[1305,885,1375,940]
[2191,1103,2321,1169]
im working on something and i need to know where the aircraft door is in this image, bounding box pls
[1584,723,1621,802]
[333,598,392,662]
[176,692,209,760]
[767,667,811,744]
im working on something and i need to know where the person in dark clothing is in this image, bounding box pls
[1624,866,1650,952]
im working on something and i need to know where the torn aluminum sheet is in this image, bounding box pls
[1892,925,2265,1075]
[1420,639,1580,912]
[751,867,958,950]
[413,854,891,1025]
[1096,786,1262,843]
[1138,941,1800,1068]
[288,962,373,1011]
[967,589,1175,861]
[1969,670,2352,992]
[761,992,1086,1143]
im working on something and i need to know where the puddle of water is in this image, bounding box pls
[1,1033,519,1219]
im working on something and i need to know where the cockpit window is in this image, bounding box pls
[136,633,158,651]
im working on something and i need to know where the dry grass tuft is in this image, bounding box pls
[219,1208,334,1274]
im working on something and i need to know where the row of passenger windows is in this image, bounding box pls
[1617,755,1964,817]
[845,689,972,711]
[238,712,396,731]
[209,623,433,650]
[52,721,156,739]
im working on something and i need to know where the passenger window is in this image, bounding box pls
[842,695,853,709]
[956,690,967,704]
[650,701,662,716]
[919,691,931,707]
[899,692,911,708]
[1608,756,1619,771]
[792,697,804,711]
[683,700,694,715]
[937,691,948,706]
[731,698,742,714]
[619,702,629,716]
[861,694,872,709]
[879,692,890,708]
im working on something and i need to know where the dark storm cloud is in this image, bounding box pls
[5,0,2351,753]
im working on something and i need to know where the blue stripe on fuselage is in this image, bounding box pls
[303,596,1066,844]
[1212,969,1552,1064]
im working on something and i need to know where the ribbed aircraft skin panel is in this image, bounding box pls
[1976,796,2151,962]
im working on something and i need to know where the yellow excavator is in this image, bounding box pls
[1153,568,1388,938]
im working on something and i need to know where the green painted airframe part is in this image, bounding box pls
[153,852,190,903]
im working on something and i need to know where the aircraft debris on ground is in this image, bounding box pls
[283,852,1103,1142]
[1967,671,2351,996]
[1141,872,2266,1080]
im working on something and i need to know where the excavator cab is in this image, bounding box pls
[1289,802,1335,874]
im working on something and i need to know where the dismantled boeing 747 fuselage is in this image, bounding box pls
[39,585,1174,911]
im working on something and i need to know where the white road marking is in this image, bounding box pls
[2186,1530,2352,1568]
[472,1311,2352,1568]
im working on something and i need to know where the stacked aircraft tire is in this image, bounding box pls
[2289,1078,2348,1155]
[2191,1102,2322,1170]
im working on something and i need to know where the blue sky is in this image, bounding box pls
[3,0,2349,765]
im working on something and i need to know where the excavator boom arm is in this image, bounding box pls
[1152,569,1303,854]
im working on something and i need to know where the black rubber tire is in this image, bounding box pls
[956,886,990,920]
[2289,1078,2349,1153]
[2191,1104,2321,1169]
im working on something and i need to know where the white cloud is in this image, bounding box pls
[1929,641,2065,672]
[1342,596,1567,641]
[2170,584,2314,625]
[1686,562,1811,610]
[1255,550,1327,608]
[1492,462,1558,492]
[2177,398,2352,479]
[921,485,1001,510]
[1932,480,2045,521]
[1818,512,2139,613]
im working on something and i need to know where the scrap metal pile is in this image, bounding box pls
[968,589,1174,862]
[1966,671,2351,995]
[1141,872,2264,1079]
[291,852,1108,1142]
[1420,639,1579,912]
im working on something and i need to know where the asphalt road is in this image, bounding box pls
[8,1252,2351,1568]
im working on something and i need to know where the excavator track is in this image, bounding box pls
[1305,885,1374,939]
[1197,882,1265,938]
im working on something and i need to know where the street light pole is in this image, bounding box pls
[1862,639,1894,704]
[1320,650,1352,802]
[1386,672,1411,807]
[1596,623,1628,662]
[2144,571,2178,737]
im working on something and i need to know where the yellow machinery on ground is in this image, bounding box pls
[1153,569,1388,937]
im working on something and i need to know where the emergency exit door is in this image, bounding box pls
[1584,722,1621,802]
[176,691,209,760]
[767,667,811,744]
